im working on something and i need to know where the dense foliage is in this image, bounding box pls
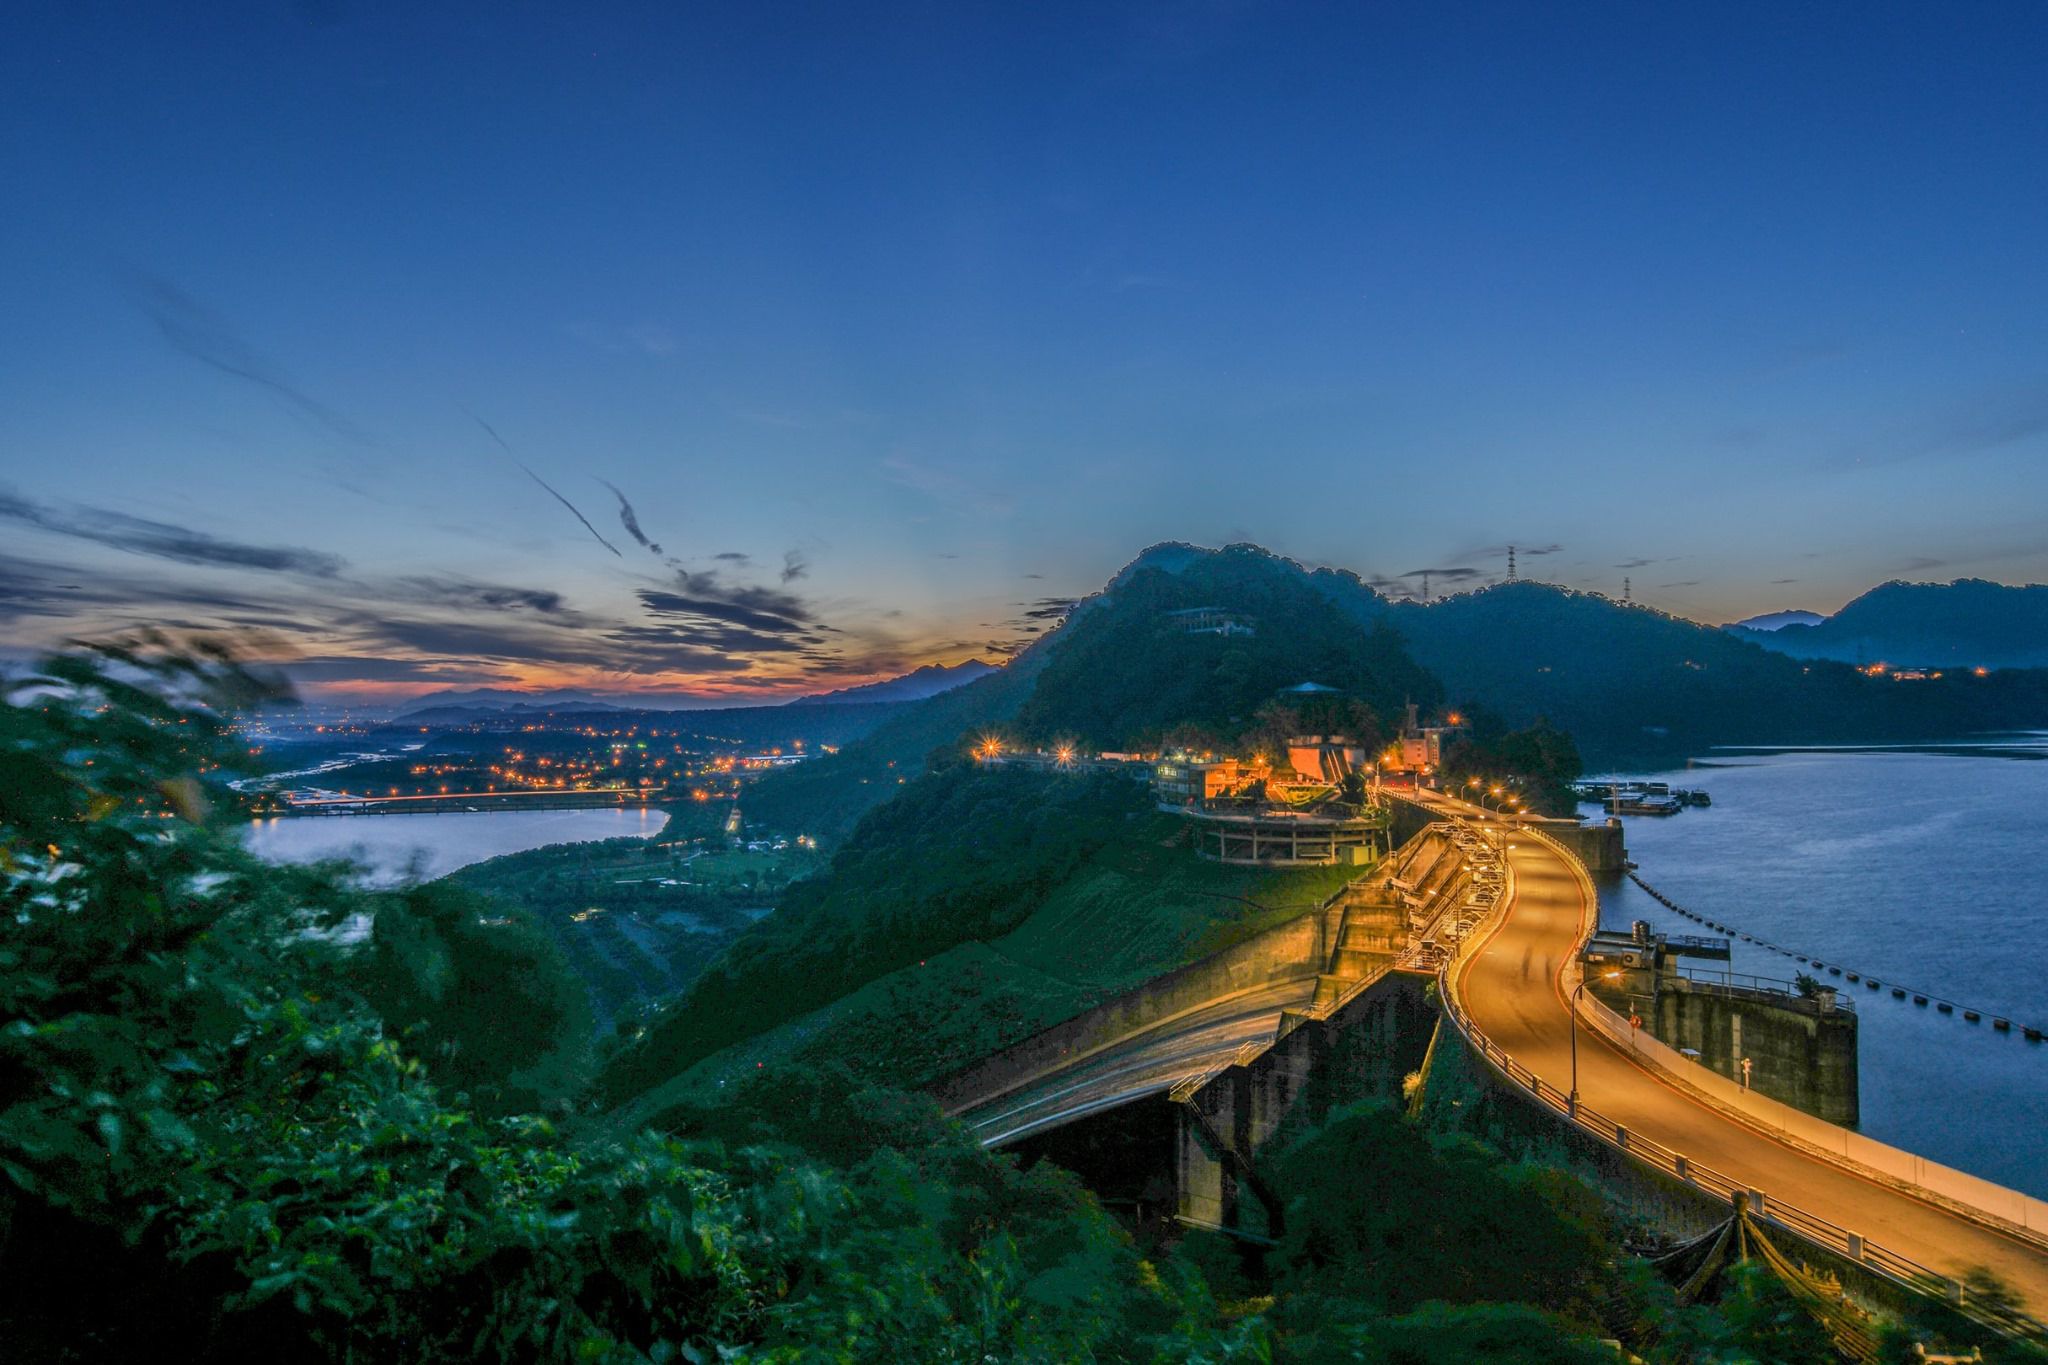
[1314,574,2048,767]
[741,643,1056,842]
[0,647,1254,1361]
[1016,546,1439,752]
[7,644,2031,1361]
[1439,709,1584,815]
[600,765,1152,1106]
[1729,578,2048,671]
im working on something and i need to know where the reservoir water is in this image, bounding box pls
[1589,739,2048,1198]
[244,807,669,885]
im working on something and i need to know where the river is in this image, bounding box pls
[243,807,670,885]
[1588,739,2048,1198]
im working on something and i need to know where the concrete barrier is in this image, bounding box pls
[931,897,1347,1112]
[1573,984,2048,1238]
[1528,827,2048,1243]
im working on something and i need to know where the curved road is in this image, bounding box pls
[1460,837,2048,1312]
[956,977,1317,1147]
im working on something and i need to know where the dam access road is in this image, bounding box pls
[1458,834,2048,1315]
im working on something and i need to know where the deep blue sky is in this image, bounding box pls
[3,2,2045,698]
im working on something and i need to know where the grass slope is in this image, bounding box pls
[740,641,1055,842]
[617,808,1361,1126]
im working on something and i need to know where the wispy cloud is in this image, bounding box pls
[598,478,665,555]
[1454,542,1563,561]
[0,488,347,576]
[879,453,1013,516]
[567,320,680,357]
[469,415,622,557]
[120,268,371,443]
[1834,385,2048,468]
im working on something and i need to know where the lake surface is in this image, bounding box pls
[244,807,669,885]
[1587,739,2048,1197]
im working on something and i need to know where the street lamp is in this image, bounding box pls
[1569,969,1623,1115]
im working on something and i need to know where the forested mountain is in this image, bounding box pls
[1728,578,2048,670]
[1015,545,1439,749]
[745,544,2048,822]
[788,658,999,705]
[8,641,2014,1359]
[1317,578,2048,766]
[739,639,1054,839]
[743,544,1441,838]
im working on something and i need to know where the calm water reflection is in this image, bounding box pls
[244,807,669,885]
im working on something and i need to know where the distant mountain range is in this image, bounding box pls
[740,544,2048,839]
[392,687,621,718]
[1728,608,1825,632]
[787,660,999,706]
[1725,579,2048,670]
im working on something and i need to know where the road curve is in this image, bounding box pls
[1458,837,2048,1313]
[956,977,1317,1147]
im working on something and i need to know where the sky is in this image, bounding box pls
[3,1,2046,702]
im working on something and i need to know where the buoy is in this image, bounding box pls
[1994,1018,2012,1032]
[1866,979,1880,989]
[1891,988,1906,999]
[1914,995,1929,1005]
[1828,967,1842,976]
[1963,1011,1980,1022]
[1846,972,1859,982]
[1937,1002,1953,1014]
[2024,1026,2042,1042]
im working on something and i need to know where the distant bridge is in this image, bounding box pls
[260,787,654,817]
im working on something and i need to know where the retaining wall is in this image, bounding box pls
[931,898,1347,1112]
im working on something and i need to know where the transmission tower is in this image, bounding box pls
[1624,576,1632,603]
[1507,545,1517,581]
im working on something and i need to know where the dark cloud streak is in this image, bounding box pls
[598,478,665,555]
[468,414,623,557]
[119,269,371,444]
[0,489,347,576]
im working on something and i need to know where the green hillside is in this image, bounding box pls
[1731,578,2048,671]
[598,761,1363,1112]
[614,804,1359,1125]
[1015,543,1439,750]
[738,638,1054,841]
[1345,580,2048,766]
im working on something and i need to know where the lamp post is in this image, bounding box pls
[1569,969,1623,1115]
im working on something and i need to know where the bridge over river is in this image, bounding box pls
[259,787,648,817]
[937,799,2048,1334]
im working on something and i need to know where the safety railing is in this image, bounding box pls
[1673,963,1858,1011]
[1168,1038,1265,1104]
[1439,823,2045,1341]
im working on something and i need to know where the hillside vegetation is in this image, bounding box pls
[738,640,1054,841]
[612,801,1360,1125]
[600,765,1152,1103]
[1730,578,2048,671]
[1014,545,1439,750]
[1305,570,2048,766]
